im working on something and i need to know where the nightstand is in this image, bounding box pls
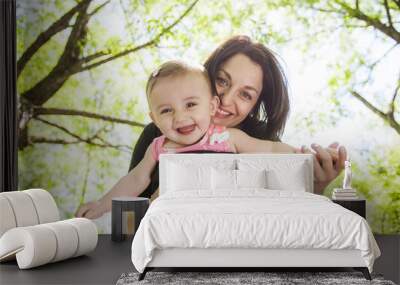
[112,197,150,242]
[332,199,366,218]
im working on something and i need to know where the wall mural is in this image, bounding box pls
[17,0,399,234]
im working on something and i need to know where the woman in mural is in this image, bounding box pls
[77,59,299,219]
[128,35,347,199]
[76,35,347,218]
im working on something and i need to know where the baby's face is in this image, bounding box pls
[149,73,218,146]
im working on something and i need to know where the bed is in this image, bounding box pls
[131,154,380,280]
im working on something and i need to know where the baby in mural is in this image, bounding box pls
[76,60,296,219]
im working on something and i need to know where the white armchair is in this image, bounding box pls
[0,189,97,269]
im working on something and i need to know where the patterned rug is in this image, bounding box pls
[116,271,396,285]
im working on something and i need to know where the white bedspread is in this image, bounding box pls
[131,190,380,273]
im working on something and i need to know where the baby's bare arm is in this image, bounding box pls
[75,146,156,219]
[228,128,296,154]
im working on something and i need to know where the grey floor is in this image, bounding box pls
[1,234,398,285]
[0,235,134,285]
[373,234,400,285]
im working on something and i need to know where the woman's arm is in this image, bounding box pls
[75,146,156,219]
[239,120,346,194]
[228,128,296,154]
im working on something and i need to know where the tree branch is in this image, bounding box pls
[118,0,136,42]
[21,0,94,106]
[358,42,400,86]
[33,117,133,152]
[30,136,79,145]
[20,0,199,107]
[79,150,91,206]
[310,6,344,15]
[78,0,199,72]
[389,77,400,115]
[384,0,393,28]
[351,91,400,135]
[90,132,133,152]
[336,1,400,43]
[393,0,400,10]
[78,41,156,72]
[17,0,92,78]
[35,117,86,141]
[30,136,132,152]
[33,106,146,128]
[368,42,399,69]
[351,91,387,118]
[89,0,110,16]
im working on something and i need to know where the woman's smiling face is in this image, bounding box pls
[213,53,263,127]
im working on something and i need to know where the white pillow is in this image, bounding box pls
[236,169,267,189]
[167,162,212,191]
[266,168,306,191]
[211,168,237,190]
[211,169,268,190]
[237,158,308,192]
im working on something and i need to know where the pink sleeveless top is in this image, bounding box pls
[151,124,232,161]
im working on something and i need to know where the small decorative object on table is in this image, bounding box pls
[332,160,358,200]
[332,160,366,218]
[112,197,149,242]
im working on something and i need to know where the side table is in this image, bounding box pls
[112,197,150,242]
[332,198,366,218]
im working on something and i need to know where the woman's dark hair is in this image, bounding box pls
[204,35,289,141]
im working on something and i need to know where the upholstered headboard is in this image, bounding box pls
[159,154,314,194]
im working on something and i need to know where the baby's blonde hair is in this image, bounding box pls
[146,60,212,98]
